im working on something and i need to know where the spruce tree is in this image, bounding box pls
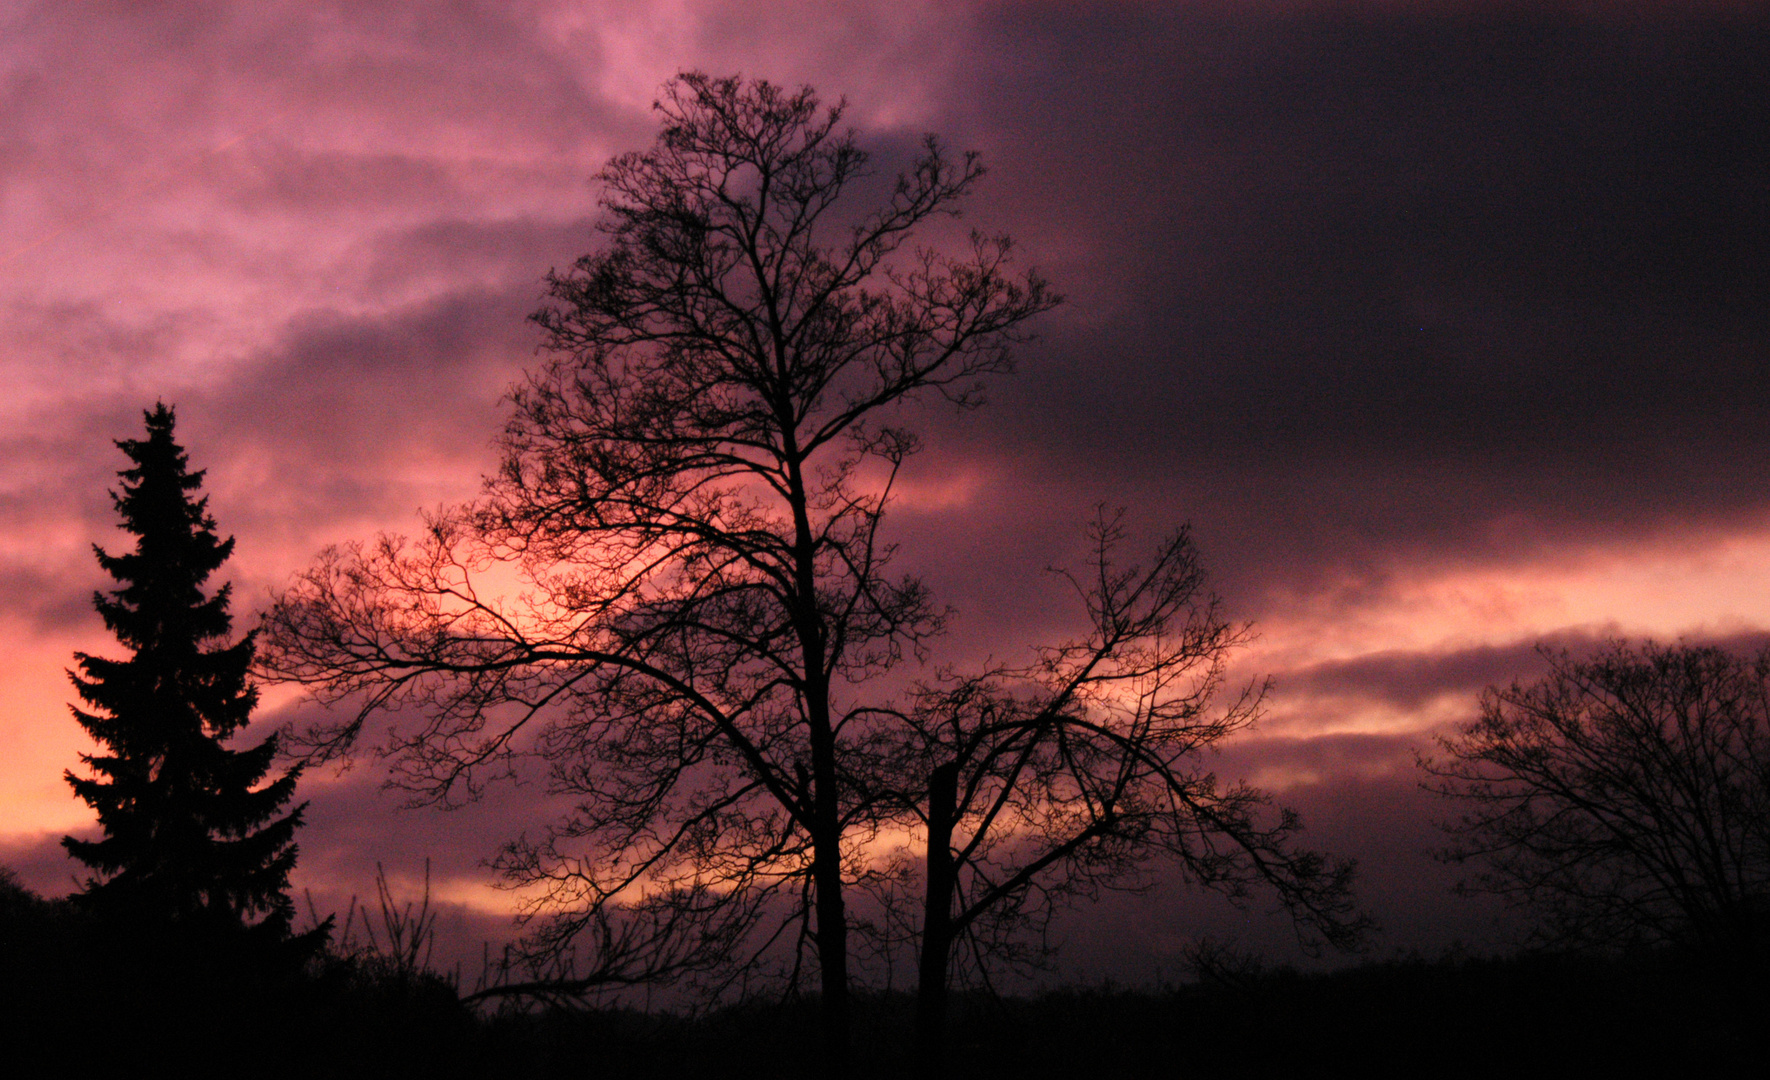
[63,404,306,939]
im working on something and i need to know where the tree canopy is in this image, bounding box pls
[265,72,1056,1067]
[1423,639,1770,967]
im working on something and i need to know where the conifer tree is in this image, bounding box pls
[63,404,306,938]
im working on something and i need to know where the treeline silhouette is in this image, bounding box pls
[0,864,476,1075]
[1,868,1757,1078]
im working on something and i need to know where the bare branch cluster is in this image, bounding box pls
[879,512,1366,1052]
[1423,640,1770,960]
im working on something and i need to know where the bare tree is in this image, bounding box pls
[1422,640,1770,969]
[260,71,1055,1070]
[882,513,1366,1068]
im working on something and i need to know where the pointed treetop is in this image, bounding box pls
[94,403,238,657]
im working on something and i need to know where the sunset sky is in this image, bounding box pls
[4,0,1769,979]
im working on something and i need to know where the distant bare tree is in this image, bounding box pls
[261,71,1055,1072]
[885,513,1367,1068]
[1422,640,1770,970]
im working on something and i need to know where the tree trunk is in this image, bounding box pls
[916,761,961,1079]
[805,650,850,1076]
[784,436,852,1078]
[813,816,850,1077]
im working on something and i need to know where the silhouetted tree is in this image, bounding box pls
[64,404,309,943]
[1422,640,1770,970]
[889,513,1366,1070]
[261,71,1055,1073]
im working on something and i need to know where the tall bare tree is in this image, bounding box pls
[261,72,1055,1070]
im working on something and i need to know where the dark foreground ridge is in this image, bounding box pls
[3,870,1761,1080]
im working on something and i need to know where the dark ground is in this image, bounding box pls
[3,872,1761,1078]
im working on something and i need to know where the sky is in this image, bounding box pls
[4,0,1769,982]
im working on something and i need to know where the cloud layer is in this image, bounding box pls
[5,1,1768,973]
